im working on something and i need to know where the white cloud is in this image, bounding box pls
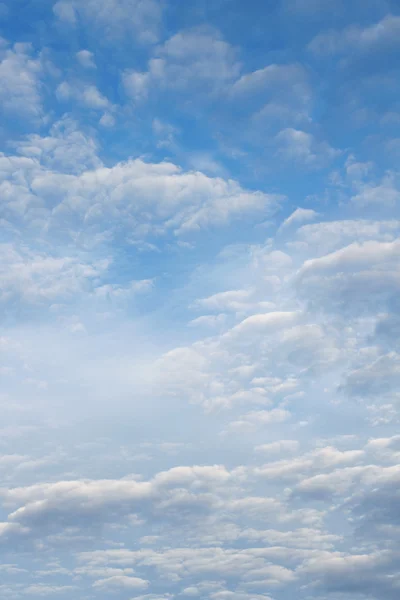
[54,0,163,43]
[13,117,101,174]
[351,174,400,207]
[23,584,76,595]
[0,465,232,539]
[293,219,400,255]
[76,50,96,69]
[299,239,400,276]
[99,112,116,127]
[279,208,319,232]
[93,575,148,590]
[188,314,227,328]
[0,146,281,242]
[255,440,299,455]
[123,70,150,101]
[2,5,400,600]
[342,352,400,399]
[297,239,400,313]
[53,1,77,24]
[230,63,312,130]
[309,14,400,56]
[194,289,274,315]
[0,243,107,306]
[0,42,43,119]
[224,408,291,434]
[224,311,299,340]
[56,81,111,110]
[275,128,339,168]
[124,27,241,101]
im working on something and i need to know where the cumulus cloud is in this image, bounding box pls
[13,117,102,174]
[76,50,96,69]
[309,14,400,56]
[56,80,111,110]
[123,27,241,101]
[0,41,43,119]
[297,239,400,313]
[275,128,339,168]
[54,0,163,44]
[0,243,107,307]
[0,146,281,243]
[351,175,400,208]
[229,63,312,133]
[0,465,232,544]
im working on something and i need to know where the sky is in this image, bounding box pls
[1,0,400,599]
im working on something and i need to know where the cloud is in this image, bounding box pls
[2,5,400,599]
[76,50,96,69]
[224,311,299,340]
[297,239,400,313]
[194,289,274,315]
[0,41,43,120]
[0,465,232,544]
[54,0,163,44]
[79,546,298,587]
[351,174,400,208]
[223,408,291,434]
[256,446,365,484]
[188,314,227,329]
[275,128,339,168]
[1,143,281,243]
[341,352,400,399]
[93,575,149,590]
[0,243,108,307]
[230,63,312,129]
[53,1,77,24]
[13,117,101,174]
[94,279,154,300]
[56,81,112,110]
[123,27,241,101]
[23,584,76,596]
[292,219,400,255]
[309,14,400,57]
[279,208,319,232]
[255,441,299,455]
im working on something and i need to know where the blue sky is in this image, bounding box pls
[1,1,400,599]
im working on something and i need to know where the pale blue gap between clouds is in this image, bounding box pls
[0,0,400,599]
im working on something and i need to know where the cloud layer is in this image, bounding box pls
[1,0,400,599]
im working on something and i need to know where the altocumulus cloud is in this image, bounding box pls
[0,0,400,599]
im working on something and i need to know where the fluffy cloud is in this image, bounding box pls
[56,81,111,111]
[297,239,400,313]
[274,128,339,168]
[0,41,43,119]
[0,141,281,243]
[53,0,163,43]
[0,465,232,544]
[123,26,241,101]
[309,14,400,56]
[0,243,107,306]
[13,117,102,174]
[76,50,96,69]
[229,63,312,133]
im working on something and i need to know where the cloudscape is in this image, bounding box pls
[1,1,400,599]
